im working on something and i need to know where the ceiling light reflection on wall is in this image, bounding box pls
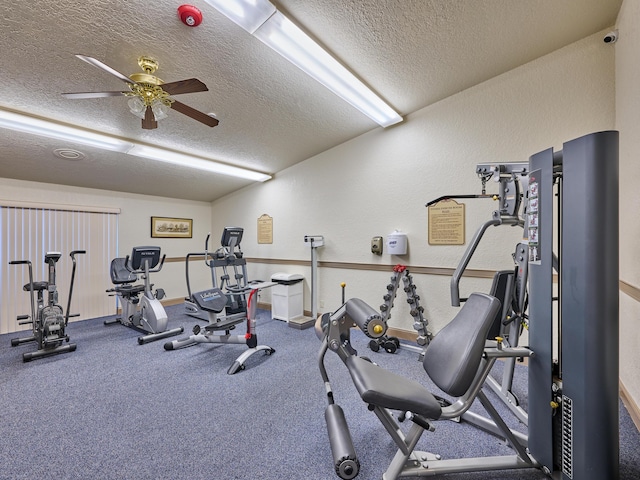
[204,0,403,127]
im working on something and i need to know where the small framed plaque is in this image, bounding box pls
[257,214,273,244]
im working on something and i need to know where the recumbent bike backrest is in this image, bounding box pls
[110,258,138,285]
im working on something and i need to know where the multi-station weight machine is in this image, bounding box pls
[317,131,619,480]
[431,161,531,424]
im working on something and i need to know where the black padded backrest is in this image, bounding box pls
[423,293,501,397]
[110,258,138,285]
[486,270,513,339]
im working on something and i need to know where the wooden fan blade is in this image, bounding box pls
[62,91,127,99]
[75,54,136,84]
[142,106,158,130]
[170,100,219,127]
[162,78,208,96]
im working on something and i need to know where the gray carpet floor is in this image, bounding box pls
[0,304,638,480]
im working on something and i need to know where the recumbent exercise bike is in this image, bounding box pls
[10,250,86,362]
[105,246,183,344]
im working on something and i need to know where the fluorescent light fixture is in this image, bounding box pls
[0,109,133,152]
[205,0,275,34]
[126,144,272,182]
[204,0,403,127]
[0,108,272,182]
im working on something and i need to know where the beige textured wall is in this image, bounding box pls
[616,0,640,411]
[210,30,615,334]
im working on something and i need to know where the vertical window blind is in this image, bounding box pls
[0,204,118,334]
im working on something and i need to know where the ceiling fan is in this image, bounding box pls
[62,55,219,130]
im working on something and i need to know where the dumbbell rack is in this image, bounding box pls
[369,265,432,357]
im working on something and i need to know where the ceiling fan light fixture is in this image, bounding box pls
[128,97,147,119]
[151,100,170,121]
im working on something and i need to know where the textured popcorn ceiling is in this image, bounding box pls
[0,0,621,201]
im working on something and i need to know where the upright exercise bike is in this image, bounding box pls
[105,246,183,344]
[10,250,86,362]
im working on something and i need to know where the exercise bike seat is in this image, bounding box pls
[23,281,48,292]
[113,283,146,296]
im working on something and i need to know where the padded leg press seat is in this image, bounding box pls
[345,355,442,419]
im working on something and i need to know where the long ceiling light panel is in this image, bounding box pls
[0,109,272,182]
[0,109,133,153]
[204,0,403,128]
[127,144,271,181]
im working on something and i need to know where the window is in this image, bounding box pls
[0,204,118,334]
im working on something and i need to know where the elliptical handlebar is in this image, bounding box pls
[204,233,213,267]
[9,259,36,328]
[9,260,30,265]
[65,249,86,324]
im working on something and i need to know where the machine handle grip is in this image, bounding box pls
[9,260,30,265]
[70,250,86,257]
[148,254,166,273]
[124,254,132,272]
[426,194,494,207]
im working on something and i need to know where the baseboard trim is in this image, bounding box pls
[387,327,419,342]
[162,297,186,307]
[620,380,640,432]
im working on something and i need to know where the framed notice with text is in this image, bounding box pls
[428,200,465,245]
[257,214,273,244]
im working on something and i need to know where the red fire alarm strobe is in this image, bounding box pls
[178,5,203,27]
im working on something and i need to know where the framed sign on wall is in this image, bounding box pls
[151,217,193,238]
